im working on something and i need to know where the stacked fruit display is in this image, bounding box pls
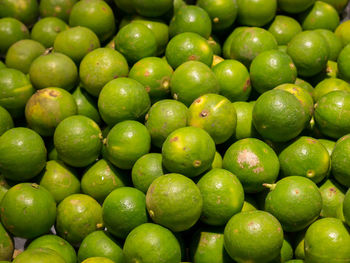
[0,0,350,262]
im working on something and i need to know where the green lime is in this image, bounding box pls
[146,173,202,232]
[81,258,114,263]
[331,134,350,187]
[278,0,315,13]
[211,151,223,169]
[0,222,13,261]
[0,0,38,27]
[39,0,77,22]
[344,189,350,226]
[232,101,258,140]
[338,43,350,82]
[12,248,66,263]
[315,29,343,61]
[0,106,13,137]
[0,17,29,55]
[132,0,172,17]
[268,15,302,45]
[335,20,350,46]
[295,78,315,99]
[321,0,349,13]
[313,78,350,102]
[319,179,345,220]
[241,195,258,212]
[208,36,222,56]
[237,0,277,27]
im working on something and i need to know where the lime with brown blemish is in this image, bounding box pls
[79,48,129,97]
[313,78,350,102]
[0,0,39,27]
[222,138,279,193]
[264,176,322,232]
[0,17,29,55]
[237,0,277,27]
[39,0,77,23]
[224,210,283,263]
[39,160,80,203]
[0,222,13,261]
[165,32,213,69]
[0,106,13,137]
[146,173,202,232]
[315,29,343,61]
[25,87,78,136]
[344,189,350,226]
[56,194,103,246]
[250,50,297,94]
[188,94,236,144]
[82,258,115,263]
[162,126,216,177]
[12,248,66,263]
[319,179,345,220]
[331,134,350,187]
[0,183,56,239]
[129,57,173,103]
[268,15,302,45]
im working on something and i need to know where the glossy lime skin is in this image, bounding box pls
[229,27,278,67]
[0,0,39,26]
[237,0,277,27]
[13,248,66,263]
[335,20,350,47]
[28,235,77,263]
[338,44,350,82]
[287,31,329,77]
[170,61,219,106]
[319,179,345,220]
[123,223,181,263]
[98,78,151,126]
[223,138,279,193]
[212,59,251,102]
[115,22,157,64]
[25,87,78,136]
[78,231,124,263]
[322,0,350,13]
[29,52,78,91]
[197,0,237,32]
[146,173,203,232]
[0,128,46,181]
[145,99,188,148]
[131,153,164,194]
[224,211,283,263]
[315,29,342,61]
[132,0,172,17]
[300,1,339,31]
[304,218,350,262]
[31,17,69,48]
[265,176,322,232]
[129,57,173,103]
[0,183,56,239]
[268,15,302,45]
[197,169,244,226]
[80,48,128,97]
[0,106,13,137]
[81,159,127,203]
[331,134,350,187]
[56,194,103,246]
[162,126,216,177]
[232,101,258,140]
[344,189,350,226]
[0,221,13,261]
[5,39,45,74]
[314,90,350,139]
[54,115,102,167]
[188,94,237,144]
[69,0,115,42]
[54,26,100,64]
[39,0,77,22]
[0,68,34,118]
[82,258,115,263]
[223,28,241,59]
[102,187,148,239]
[295,78,314,98]
[39,160,80,203]
[0,17,29,56]
[250,50,297,94]
[105,120,151,170]
[169,5,212,39]
[313,78,350,102]
[166,32,213,69]
[72,86,101,124]
[278,0,315,13]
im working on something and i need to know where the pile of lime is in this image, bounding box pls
[1,0,350,262]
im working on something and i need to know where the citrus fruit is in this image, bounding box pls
[129,57,173,103]
[146,173,203,232]
[56,194,103,245]
[170,61,219,106]
[81,159,128,203]
[211,151,223,169]
[29,52,78,91]
[78,231,124,263]
[335,20,350,46]
[197,168,244,226]
[0,128,46,181]
[264,176,322,232]
[39,160,80,203]
[162,126,216,177]
[250,50,297,93]
[314,90,350,139]
[81,258,115,263]
[145,99,188,148]
[27,235,77,263]
[268,15,302,45]
[331,134,350,187]
[304,218,350,262]
[25,87,78,136]
[208,36,222,56]
[319,179,345,220]
[123,223,181,263]
[31,17,69,48]
[295,78,315,98]
[313,78,350,102]
[132,0,172,17]
[237,0,277,27]
[131,153,165,193]
[5,39,45,74]
[252,89,309,142]
[0,0,39,26]
[0,17,29,55]
[222,138,279,193]
[169,5,212,39]
[231,101,258,140]
[222,28,243,59]
[0,222,13,261]
[0,106,13,137]
[315,29,343,61]
[97,78,151,126]
[39,0,77,22]
[212,59,251,102]
[224,210,284,263]
[12,248,66,263]
[165,32,213,69]
[278,0,315,13]
[0,183,56,239]
[322,0,350,13]
[344,189,350,226]
[0,61,5,69]
[54,26,100,64]
[272,237,293,263]
[338,43,350,82]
